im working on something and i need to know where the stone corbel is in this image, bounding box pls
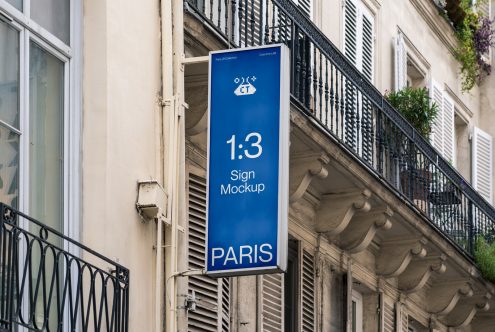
[398,254,447,293]
[427,281,474,316]
[339,206,393,253]
[315,189,371,236]
[441,292,491,328]
[376,237,428,278]
[289,153,330,204]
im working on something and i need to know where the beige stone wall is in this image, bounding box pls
[316,0,490,195]
[83,0,161,330]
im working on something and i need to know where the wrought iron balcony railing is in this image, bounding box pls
[0,203,129,331]
[185,0,495,258]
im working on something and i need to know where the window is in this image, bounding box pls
[0,0,80,237]
[261,239,315,331]
[455,110,471,180]
[0,1,80,329]
[351,290,363,332]
[343,0,375,82]
[342,0,375,162]
[394,31,428,91]
[187,172,231,331]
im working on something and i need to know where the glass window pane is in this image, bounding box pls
[0,126,19,208]
[31,0,70,44]
[5,0,22,11]
[29,42,64,235]
[0,21,20,129]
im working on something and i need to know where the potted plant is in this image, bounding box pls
[385,87,439,202]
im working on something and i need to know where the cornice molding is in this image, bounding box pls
[409,0,459,55]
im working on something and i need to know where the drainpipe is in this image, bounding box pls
[159,0,185,331]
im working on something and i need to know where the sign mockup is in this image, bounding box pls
[206,45,290,277]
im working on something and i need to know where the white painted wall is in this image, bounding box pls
[83,0,162,330]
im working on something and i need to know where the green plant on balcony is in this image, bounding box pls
[475,236,495,284]
[385,87,439,139]
[444,0,494,91]
[385,87,439,202]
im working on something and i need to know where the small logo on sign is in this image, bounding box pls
[234,76,257,96]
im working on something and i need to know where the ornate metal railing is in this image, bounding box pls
[184,0,495,258]
[0,203,129,331]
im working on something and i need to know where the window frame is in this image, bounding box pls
[394,30,430,91]
[0,0,82,244]
[351,290,363,332]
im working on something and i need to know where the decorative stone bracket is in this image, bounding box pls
[315,189,371,236]
[442,292,491,328]
[427,281,474,316]
[376,237,428,278]
[398,254,447,293]
[289,152,330,204]
[339,206,393,253]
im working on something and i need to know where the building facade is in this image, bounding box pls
[1,0,495,331]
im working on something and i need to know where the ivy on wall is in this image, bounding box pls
[443,0,494,91]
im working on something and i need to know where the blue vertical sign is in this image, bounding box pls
[206,45,289,276]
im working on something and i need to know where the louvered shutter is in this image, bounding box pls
[343,0,358,65]
[343,0,358,150]
[430,80,456,163]
[261,273,284,331]
[219,278,231,331]
[294,0,312,18]
[187,174,230,332]
[442,94,455,164]
[399,303,408,332]
[382,300,395,332]
[430,80,444,152]
[301,250,315,331]
[472,127,493,203]
[394,33,407,91]
[359,7,375,164]
[361,10,374,82]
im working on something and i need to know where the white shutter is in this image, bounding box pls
[394,33,407,91]
[398,303,408,332]
[473,127,493,203]
[430,80,456,163]
[361,10,374,82]
[343,0,358,65]
[292,0,312,18]
[344,0,375,77]
[301,250,315,332]
[187,174,230,332]
[430,80,444,152]
[261,273,284,331]
[383,300,395,332]
[219,278,231,331]
[442,94,455,164]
